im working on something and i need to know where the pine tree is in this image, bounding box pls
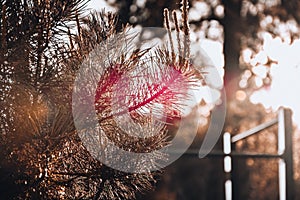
[0,0,204,199]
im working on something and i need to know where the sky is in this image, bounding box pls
[250,32,300,126]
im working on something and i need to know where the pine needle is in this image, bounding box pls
[181,0,191,62]
[164,9,176,63]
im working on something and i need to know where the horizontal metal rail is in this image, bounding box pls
[231,118,278,143]
[170,149,282,159]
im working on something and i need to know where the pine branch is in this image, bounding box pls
[172,10,183,65]
[164,9,175,63]
[181,0,190,67]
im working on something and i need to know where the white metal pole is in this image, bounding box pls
[278,108,286,200]
[223,132,232,200]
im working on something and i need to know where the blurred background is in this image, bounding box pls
[86,0,300,199]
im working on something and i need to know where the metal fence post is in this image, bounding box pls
[223,132,232,200]
[280,108,295,200]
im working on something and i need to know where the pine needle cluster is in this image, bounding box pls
[0,0,204,199]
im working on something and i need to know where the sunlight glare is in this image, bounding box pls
[251,36,300,127]
[252,65,267,78]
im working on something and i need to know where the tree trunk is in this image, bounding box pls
[222,0,243,104]
[222,1,247,200]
